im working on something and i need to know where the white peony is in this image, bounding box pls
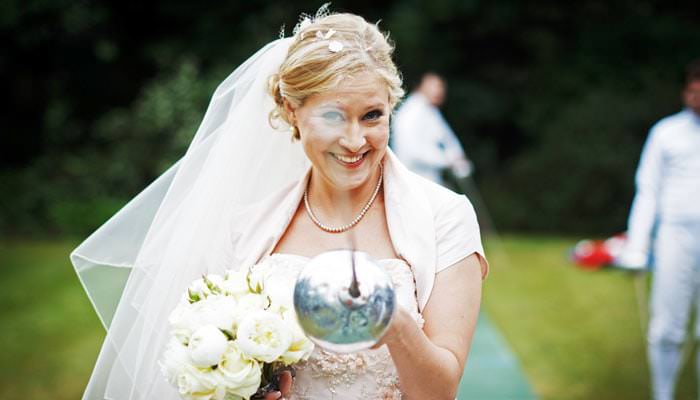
[247,265,267,293]
[189,274,225,301]
[280,335,315,365]
[205,274,225,289]
[188,325,229,367]
[160,337,192,385]
[236,310,292,363]
[263,281,292,315]
[176,364,223,400]
[233,293,270,325]
[197,295,238,333]
[279,309,315,364]
[221,268,253,299]
[217,343,262,399]
[169,302,201,344]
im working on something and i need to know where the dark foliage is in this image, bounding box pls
[2,0,699,235]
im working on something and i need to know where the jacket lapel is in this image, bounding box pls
[236,169,310,268]
[384,149,437,311]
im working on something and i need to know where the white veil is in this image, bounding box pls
[71,37,310,399]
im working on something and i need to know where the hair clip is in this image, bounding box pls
[316,29,336,40]
[328,40,344,52]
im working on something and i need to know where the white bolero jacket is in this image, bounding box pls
[224,149,488,311]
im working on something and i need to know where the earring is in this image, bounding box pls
[289,125,299,139]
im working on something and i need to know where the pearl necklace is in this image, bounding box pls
[304,165,383,233]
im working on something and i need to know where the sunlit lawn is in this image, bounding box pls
[0,239,104,400]
[0,237,696,399]
[483,235,695,400]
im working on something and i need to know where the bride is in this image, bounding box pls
[71,9,488,400]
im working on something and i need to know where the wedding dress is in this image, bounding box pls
[253,253,424,400]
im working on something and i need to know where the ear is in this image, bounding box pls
[283,100,296,125]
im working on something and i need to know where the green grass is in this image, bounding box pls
[0,239,104,400]
[483,235,696,400]
[0,236,697,399]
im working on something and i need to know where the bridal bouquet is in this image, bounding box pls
[160,267,314,400]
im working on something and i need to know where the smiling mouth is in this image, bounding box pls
[331,151,369,165]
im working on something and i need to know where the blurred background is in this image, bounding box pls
[2,0,699,399]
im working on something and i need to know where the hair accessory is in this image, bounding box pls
[316,29,336,40]
[313,28,342,52]
[292,3,331,39]
[328,40,344,53]
[297,18,312,38]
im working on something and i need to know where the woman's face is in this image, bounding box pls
[291,72,391,192]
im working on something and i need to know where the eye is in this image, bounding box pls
[322,111,345,122]
[362,109,384,121]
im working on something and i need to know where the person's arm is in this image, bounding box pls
[394,105,454,170]
[436,111,467,162]
[381,254,483,399]
[433,109,472,178]
[619,126,665,268]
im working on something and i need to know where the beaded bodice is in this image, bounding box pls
[251,253,424,400]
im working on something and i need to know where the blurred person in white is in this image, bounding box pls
[71,8,489,400]
[617,59,700,400]
[391,73,473,186]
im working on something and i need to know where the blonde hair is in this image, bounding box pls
[268,13,404,139]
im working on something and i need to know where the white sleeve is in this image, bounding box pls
[435,194,488,278]
[393,104,452,169]
[625,125,665,260]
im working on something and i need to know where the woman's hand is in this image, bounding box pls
[370,306,416,350]
[263,370,293,400]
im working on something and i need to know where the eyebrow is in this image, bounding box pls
[317,103,343,108]
[314,101,387,112]
[362,103,387,110]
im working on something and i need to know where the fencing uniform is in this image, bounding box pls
[625,109,700,400]
[391,93,468,185]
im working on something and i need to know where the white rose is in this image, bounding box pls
[188,325,229,367]
[176,364,222,400]
[160,337,192,385]
[197,295,238,332]
[217,343,262,399]
[236,310,292,363]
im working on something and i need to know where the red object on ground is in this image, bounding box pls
[571,233,627,270]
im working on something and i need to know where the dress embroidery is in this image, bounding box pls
[256,255,422,400]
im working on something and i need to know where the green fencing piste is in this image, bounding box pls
[458,313,538,400]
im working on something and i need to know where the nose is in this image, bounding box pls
[338,122,366,153]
